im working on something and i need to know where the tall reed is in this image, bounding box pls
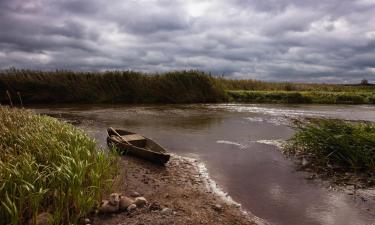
[0,106,118,225]
[0,69,373,104]
[0,69,227,104]
[285,118,375,182]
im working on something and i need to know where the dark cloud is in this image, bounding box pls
[0,0,374,82]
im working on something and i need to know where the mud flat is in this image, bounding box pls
[94,155,267,225]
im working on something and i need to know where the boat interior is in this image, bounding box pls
[109,129,166,153]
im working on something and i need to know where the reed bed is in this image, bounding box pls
[0,69,374,105]
[0,106,118,225]
[0,69,226,104]
[285,118,375,184]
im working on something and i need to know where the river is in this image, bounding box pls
[32,104,375,225]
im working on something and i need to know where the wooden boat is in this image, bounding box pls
[107,128,170,165]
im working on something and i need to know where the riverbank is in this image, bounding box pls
[94,155,265,225]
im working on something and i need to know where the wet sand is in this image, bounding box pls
[94,155,265,225]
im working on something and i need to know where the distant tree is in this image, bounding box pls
[360,79,369,85]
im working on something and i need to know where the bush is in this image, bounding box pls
[0,106,118,225]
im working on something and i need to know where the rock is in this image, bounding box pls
[99,200,119,213]
[130,191,141,198]
[119,196,135,210]
[29,212,53,225]
[109,193,120,206]
[127,204,137,212]
[134,197,148,207]
[84,218,91,224]
[302,158,309,166]
[212,204,223,212]
[161,207,172,215]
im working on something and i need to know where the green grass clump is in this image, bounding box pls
[285,118,375,183]
[0,106,118,225]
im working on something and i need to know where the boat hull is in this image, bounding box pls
[107,130,170,165]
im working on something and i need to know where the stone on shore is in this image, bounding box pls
[161,207,173,215]
[99,200,119,213]
[119,196,135,210]
[127,204,137,212]
[134,197,148,207]
[130,191,141,197]
[109,193,121,206]
[212,204,223,212]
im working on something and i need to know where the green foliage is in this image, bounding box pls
[286,118,375,181]
[228,91,375,104]
[0,106,118,225]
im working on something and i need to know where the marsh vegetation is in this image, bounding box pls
[0,106,118,225]
[0,69,374,105]
[285,118,375,186]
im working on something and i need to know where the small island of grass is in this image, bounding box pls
[285,118,375,187]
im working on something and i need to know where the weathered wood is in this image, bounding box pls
[107,128,170,165]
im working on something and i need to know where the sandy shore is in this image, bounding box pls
[93,155,267,225]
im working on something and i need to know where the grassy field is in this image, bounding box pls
[0,106,118,225]
[227,90,375,104]
[0,69,374,105]
[285,118,375,185]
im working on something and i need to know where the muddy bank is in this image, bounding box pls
[94,155,266,225]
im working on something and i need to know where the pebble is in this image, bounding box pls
[99,200,119,213]
[127,204,137,212]
[120,196,135,210]
[84,218,91,224]
[109,193,120,206]
[212,204,223,212]
[130,191,141,197]
[161,207,173,215]
[134,197,148,207]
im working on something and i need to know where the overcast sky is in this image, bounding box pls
[1,0,375,82]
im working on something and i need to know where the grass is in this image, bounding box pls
[0,69,374,105]
[285,118,375,185]
[228,90,375,104]
[0,69,226,104]
[219,78,375,92]
[0,106,118,225]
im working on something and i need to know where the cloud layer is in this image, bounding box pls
[1,0,375,82]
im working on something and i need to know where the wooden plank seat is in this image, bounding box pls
[112,134,147,147]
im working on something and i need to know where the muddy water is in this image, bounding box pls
[32,104,375,225]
